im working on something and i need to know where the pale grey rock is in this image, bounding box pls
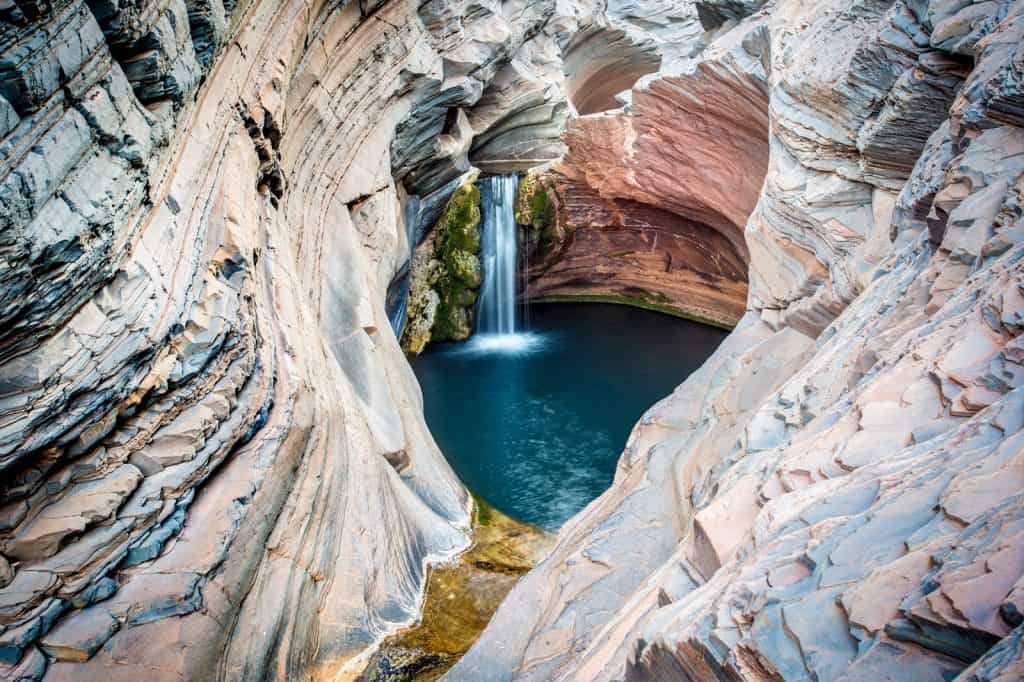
[4,463,142,561]
[38,604,119,662]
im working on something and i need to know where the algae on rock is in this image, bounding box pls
[515,171,565,266]
[401,177,483,354]
[357,496,552,681]
[514,172,557,240]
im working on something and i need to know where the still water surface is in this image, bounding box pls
[413,303,727,530]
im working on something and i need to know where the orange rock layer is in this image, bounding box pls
[528,40,770,326]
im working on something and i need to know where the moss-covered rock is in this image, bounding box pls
[515,172,560,264]
[514,172,556,232]
[432,178,482,342]
[400,236,443,355]
[357,497,552,680]
[400,175,483,353]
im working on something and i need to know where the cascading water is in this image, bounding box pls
[472,174,542,353]
[478,175,518,334]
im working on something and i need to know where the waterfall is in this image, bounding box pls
[477,174,520,335]
[471,174,543,354]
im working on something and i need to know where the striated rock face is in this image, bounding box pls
[452,1,1024,680]
[4,0,1023,681]
[0,0,604,678]
[525,4,768,326]
[525,175,750,327]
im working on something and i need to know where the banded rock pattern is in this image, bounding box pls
[4,0,1024,681]
[453,1,1024,680]
[526,3,764,327]
[0,0,590,679]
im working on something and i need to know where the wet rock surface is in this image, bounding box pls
[358,499,551,682]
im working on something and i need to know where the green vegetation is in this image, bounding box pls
[399,177,485,354]
[432,179,482,342]
[531,294,736,330]
[514,173,559,251]
[472,492,494,526]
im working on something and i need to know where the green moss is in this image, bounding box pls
[514,173,556,231]
[530,188,555,230]
[514,173,538,226]
[530,294,736,330]
[446,250,481,287]
[400,245,442,355]
[472,494,494,526]
[399,177,485,353]
[431,178,483,342]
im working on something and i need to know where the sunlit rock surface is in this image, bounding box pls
[452,1,1024,680]
[526,4,766,326]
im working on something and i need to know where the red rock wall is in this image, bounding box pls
[528,36,770,327]
[528,177,748,327]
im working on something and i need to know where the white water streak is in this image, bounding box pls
[478,175,520,336]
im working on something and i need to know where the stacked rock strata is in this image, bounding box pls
[0,0,585,679]
[3,0,1024,681]
[452,1,1024,680]
[524,2,761,328]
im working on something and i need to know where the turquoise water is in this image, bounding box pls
[413,303,727,530]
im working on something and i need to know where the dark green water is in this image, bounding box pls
[413,303,728,530]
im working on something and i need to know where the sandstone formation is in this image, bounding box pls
[452,1,1024,680]
[524,3,765,327]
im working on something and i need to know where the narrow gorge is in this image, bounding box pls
[1,1,1023,681]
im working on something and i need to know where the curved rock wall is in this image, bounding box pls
[452,1,1024,680]
[0,0,592,679]
[6,0,1022,680]
[526,8,768,326]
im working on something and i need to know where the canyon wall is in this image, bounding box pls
[452,0,1024,680]
[524,4,764,327]
[0,0,583,678]
[4,0,1024,680]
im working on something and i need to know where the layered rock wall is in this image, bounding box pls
[525,6,768,326]
[452,1,1024,680]
[0,0,584,678]
[5,0,1023,680]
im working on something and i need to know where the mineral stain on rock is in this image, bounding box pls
[357,497,551,681]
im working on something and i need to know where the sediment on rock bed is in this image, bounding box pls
[357,497,551,681]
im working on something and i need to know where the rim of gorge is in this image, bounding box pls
[1,1,1023,682]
